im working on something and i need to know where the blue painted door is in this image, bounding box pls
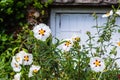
[55,14,107,43]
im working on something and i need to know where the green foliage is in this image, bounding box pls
[0,0,53,79]
[0,0,53,32]
[0,1,120,80]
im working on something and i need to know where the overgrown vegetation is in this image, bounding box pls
[0,0,53,53]
[0,0,53,32]
[0,0,120,80]
[0,0,53,79]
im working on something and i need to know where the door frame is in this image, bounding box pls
[50,7,111,38]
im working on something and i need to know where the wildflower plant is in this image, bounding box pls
[1,7,120,80]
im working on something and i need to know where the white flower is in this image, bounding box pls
[89,57,105,72]
[15,51,33,65]
[102,10,113,18]
[116,10,120,16]
[15,51,26,64]
[116,41,120,47]
[13,73,21,80]
[60,39,73,51]
[33,23,51,41]
[28,65,40,77]
[113,40,120,47]
[71,34,80,42]
[23,53,33,65]
[11,56,21,72]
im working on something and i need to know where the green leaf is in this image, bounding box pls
[6,8,13,14]
[118,29,120,33]
[22,48,28,53]
[12,47,19,55]
[1,35,7,41]
[0,18,3,22]
[16,1,24,7]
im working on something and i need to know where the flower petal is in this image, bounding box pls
[89,57,105,72]
[28,65,40,77]
[23,53,33,65]
[33,23,51,41]
[15,51,26,64]
[13,73,21,80]
[11,56,21,72]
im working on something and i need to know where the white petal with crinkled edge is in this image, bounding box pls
[23,53,33,65]
[13,73,21,80]
[33,23,51,41]
[71,34,80,42]
[89,57,105,72]
[28,65,40,77]
[11,56,21,72]
[15,51,26,64]
[59,39,73,52]
[102,10,113,18]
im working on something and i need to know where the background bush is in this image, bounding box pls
[0,0,53,79]
[0,0,120,80]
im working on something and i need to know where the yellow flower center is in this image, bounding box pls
[117,42,120,46]
[106,12,110,16]
[65,41,71,47]
[24,55,29,62]
[39,29,46,36]
[73,37,80,42]
[16,57,20,62]
[33,69,38,73]
[15,63,19,68]
[93,60,101,67]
